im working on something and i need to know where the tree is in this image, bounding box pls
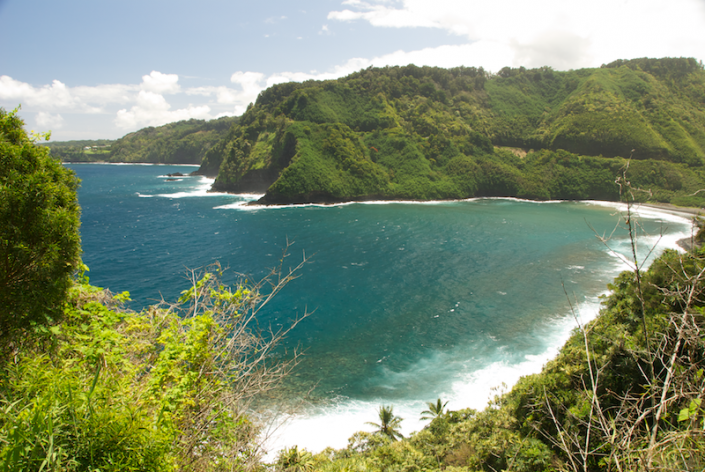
[0,106,81,344]
[420,398,448,421]
[366,405,404,441]
[276,446,315,472]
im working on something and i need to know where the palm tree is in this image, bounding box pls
[276,446,315,472]
[366,404,403,441]
[420,398,448,421]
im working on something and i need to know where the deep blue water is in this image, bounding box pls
[68,163,692,450]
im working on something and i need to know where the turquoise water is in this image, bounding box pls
[67,163,692,451]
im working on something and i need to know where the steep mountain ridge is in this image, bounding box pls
[200,58,705,206]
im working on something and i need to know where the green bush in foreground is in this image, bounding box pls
[0,107,81,344]
[0,258,307,472]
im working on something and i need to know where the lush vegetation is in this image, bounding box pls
[0,262,310,472]
[39,140,115,162]
[200,58,705,206]
[0,107,306,471]
[44,116,238,164]
[4,58,705,471]
[0,107,81,347]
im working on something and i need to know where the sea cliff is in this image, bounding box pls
[199,58,705,208]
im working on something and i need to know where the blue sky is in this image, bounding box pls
[2,0,704,141]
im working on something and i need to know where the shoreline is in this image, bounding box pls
[263,199,696,455]
[636,203,702,251]
[63,161,200,167]
[638,201,704,217]
[247,193,705,212]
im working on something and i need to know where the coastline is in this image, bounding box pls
[638,201,703,217]
[638,203,702,251]
[263,198,696,456]
[62,161,200,167]
[66,162,699,456]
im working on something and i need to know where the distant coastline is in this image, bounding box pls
[63,161,200,167]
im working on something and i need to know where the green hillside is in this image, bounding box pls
[46,116,238,164]
[4,101,705,471]
[201,58,705,207]
[40,139,114,162]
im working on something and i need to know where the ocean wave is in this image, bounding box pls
[214,197,573,211]
[212,195,267,209]
[137,176,225,198]
[65,162,200,167]
[582,200,695,226]
[265,294,606,456]
[263,208,688,456]
[214,196,700,215]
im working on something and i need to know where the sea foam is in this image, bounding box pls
[263,203,692,457]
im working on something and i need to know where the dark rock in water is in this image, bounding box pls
[166,172,184,177]
[165,178,179,181]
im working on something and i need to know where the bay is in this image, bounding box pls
[67,163,692,452]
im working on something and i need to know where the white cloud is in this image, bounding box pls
[35,112,64,129]
[114,90,212,130]
[71,84,136,106]
[0,72,218,137]
[228,72,268,114]
[0,75,137,114]
[230,72,266,93]
[0,76,103,113]
[328,0,705,70]
[140,71,180,94]
[177,72,267,116]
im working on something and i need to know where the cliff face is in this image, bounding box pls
[199,58,705,206]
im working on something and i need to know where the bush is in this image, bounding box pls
[0,254,308,471]
[0,107,81,345]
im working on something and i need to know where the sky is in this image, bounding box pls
[1,0,704,141]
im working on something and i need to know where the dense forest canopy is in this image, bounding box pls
[197,57,705,207]
[43,115,238,164]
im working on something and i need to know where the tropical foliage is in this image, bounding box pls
[421,398,448,421]
[201,58,705,206]
[0,107,81,347]
[0,260,307,471]
[365,405,404,442]
[44,116,238,164]
[276,446,316,472]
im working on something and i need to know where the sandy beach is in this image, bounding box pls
[636,203,703,250]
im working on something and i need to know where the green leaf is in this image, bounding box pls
[678,407,691,422]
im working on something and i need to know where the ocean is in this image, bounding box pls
[67,163,693,454]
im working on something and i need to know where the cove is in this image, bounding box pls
[67,163,693,452]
